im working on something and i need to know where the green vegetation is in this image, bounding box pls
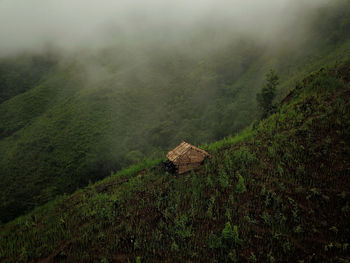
[0,52,57,103]
[256,69,279,119]
[0,62,349,262]
[1,0,350,224]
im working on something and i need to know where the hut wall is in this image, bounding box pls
[178,162,202,174]
[177,150,206,174]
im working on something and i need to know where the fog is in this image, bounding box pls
[0,0,330,56]
[0,0,346,224]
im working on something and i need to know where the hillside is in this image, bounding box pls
[1,62,349,262]
[1,0,350,223]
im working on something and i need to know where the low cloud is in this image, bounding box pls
[0,0,330,56]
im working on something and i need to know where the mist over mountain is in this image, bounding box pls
[0,0,350,262]
[0,0,349,226]
[0,0,330,56]
[1,60,350,263]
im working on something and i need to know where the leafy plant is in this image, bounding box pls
[236,174,246,194]
[222,222,243,247]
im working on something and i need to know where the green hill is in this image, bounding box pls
[0,62,349,262]
[1,0,350,224]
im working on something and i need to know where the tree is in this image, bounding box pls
[256,69,279,119]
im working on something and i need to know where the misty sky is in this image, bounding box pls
[0,0,330,56]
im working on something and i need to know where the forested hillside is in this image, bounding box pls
[0,61,349,262]
[1,0,350,223]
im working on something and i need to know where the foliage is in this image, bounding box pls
[235,174,246,194]
[0,62,349,262]
[256,69,279,118]
[0,52,57,103]
[1,0,350,224]
[222,222,243,246]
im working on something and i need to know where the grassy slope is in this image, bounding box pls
[0,62,349,262]
[0,53,57,104]
[1,0,350,224]
[1,39,349,224]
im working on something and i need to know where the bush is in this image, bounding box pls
[236,174,246,194]
[222,222,243,247]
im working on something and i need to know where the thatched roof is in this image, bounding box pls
[166,141,209,163]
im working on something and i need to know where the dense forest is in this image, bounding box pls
[1,0,350,224]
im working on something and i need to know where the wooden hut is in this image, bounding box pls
[166,141,210,174]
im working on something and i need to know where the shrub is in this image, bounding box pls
[232,147,256,169]
[222,222,243,246]
[236,174,246,194]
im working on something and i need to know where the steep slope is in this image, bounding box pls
[0,52,57,104]
[1,0,350,223]
[0,62,349,262]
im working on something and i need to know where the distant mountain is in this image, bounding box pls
[0,0,350,223]
[1,61,349,262]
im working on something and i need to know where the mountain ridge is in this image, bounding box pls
[1,61,349,262]
[1,0,350,224]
